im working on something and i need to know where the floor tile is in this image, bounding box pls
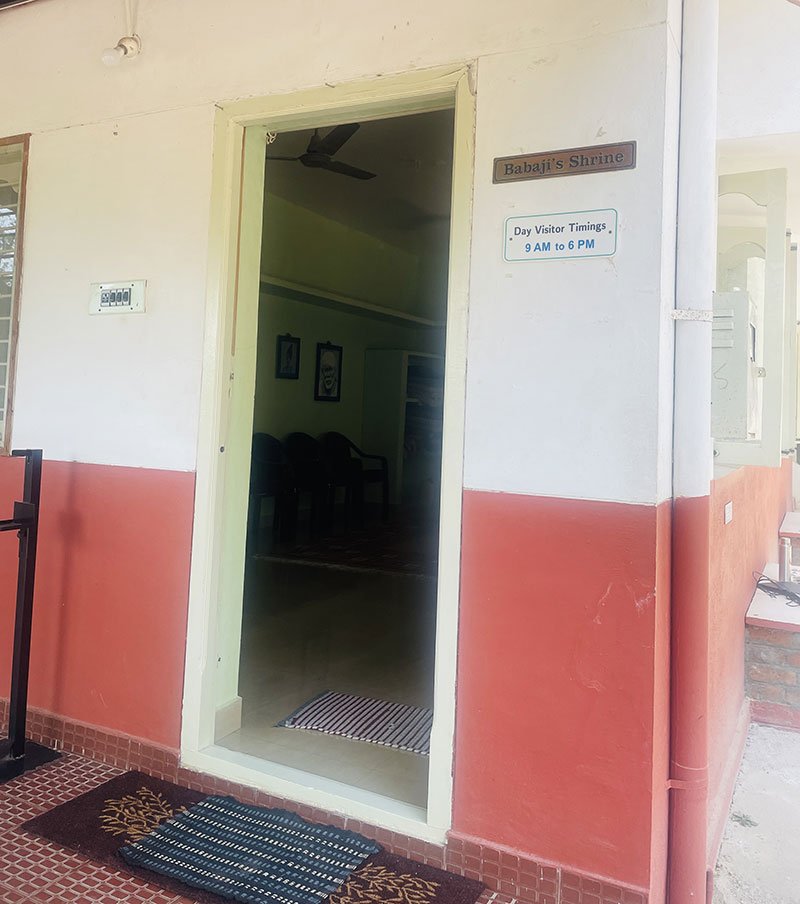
[0,753,201,903]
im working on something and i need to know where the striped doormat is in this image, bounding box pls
[278,692,433,756]
[120,796,380,904]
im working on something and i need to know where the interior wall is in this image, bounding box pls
[261,195,423,316]
[253,292,443,444]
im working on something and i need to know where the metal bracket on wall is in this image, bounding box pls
[671,309,714,321]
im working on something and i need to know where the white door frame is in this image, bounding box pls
[181,64,476,842]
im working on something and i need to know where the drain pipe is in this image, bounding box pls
[668,0,719,901]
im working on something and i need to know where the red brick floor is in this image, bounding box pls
[0,752,510,904]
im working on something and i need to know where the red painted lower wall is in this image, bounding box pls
[4,453,782,896]
[706,458,793,856]
[0,457,195,749]
[453,489,670,896]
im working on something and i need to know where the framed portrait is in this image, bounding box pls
[275,334,300,379]
[314,342,343,402]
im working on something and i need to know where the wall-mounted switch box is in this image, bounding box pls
[724,501,734,524]
[89,280,146,315]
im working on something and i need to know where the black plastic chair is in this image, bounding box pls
[320,432,389,525]
[247,433,295,550]
[284,432,331,535]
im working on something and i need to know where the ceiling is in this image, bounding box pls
[264,109,455,254]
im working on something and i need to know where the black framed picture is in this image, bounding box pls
[275,334,300,379]
[314,342,343,402]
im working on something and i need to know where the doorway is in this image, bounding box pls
[182,68,474,838]
[218,110,453,809]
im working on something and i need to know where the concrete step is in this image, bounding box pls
[780,511,800,539]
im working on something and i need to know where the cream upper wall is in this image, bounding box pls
[1,0,683,502]
[463,25,680,505]
[11,105,215,471]
[718,0,800,141]
[1,0,672,138]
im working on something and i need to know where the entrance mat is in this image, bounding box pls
[331,851,483,904]
[120,795,380,904]
[21,771,483,904]
[21,770,224,904]
[278,692,433,756]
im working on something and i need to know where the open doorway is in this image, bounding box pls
[216,109,455,809]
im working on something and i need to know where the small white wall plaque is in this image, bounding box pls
[504,209,618,262]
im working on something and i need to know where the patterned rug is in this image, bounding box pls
[120,795,379,904]
[21,771,483,904]
[21,771,222,903]
[278,692,433,756]
[256,518,439,579]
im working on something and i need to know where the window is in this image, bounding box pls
[0,136,28,448]
[712,168,793,467]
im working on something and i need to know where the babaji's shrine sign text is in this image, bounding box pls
[493,141,636,183]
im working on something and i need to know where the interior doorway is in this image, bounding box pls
[216,110,455,809]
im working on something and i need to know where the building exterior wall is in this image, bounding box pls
[746,624,800,731]
[1,1,685,901]
[706,459,793,846]
[718,0,800,141]
[455,493,671,891]
[0,457,194,748]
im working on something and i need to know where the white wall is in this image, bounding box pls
[0,0,680,503]
[11,106,215,471]
[463,26,680,504]
[718,0,800,142]
[1,0,670,138]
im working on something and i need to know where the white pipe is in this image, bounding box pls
[673,0,718,500]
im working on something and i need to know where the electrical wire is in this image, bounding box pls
[124,0,133,36]
[753,570,800,606]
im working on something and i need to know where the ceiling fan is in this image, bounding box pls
[268,123,376,181]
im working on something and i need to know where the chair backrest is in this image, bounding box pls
[252,432,284,464]
[284,432,329,489]
[250,433,285,494]
[320,431,353,465]
[285,432,322,463]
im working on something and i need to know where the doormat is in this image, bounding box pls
[21,770,223,904]
[330,851,483,904]
[278,691,433,756]
[21,770,483,904]
[121,795,380,904]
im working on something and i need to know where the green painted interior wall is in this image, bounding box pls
[253,291,444,445]
[260,194,432,319]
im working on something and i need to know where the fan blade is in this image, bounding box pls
[267,155,301,161]
[311,123,360,157]
[320,159,376,180]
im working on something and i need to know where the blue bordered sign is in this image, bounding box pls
[504,208,618,262]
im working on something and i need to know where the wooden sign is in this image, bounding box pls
[493,141,636,184]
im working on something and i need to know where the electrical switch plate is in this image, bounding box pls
[89,280,146,315]
[724,501,733,524]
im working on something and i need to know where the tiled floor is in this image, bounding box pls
[218,558,436,807]
[0,751,509,904]
[0,753,195,902]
